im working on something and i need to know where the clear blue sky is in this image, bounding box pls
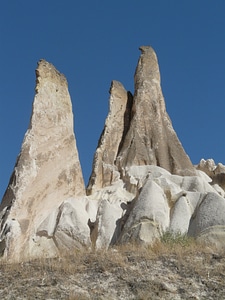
[1,1,225,200]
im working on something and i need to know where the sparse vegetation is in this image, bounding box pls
[0,241,225,299]
[160,231,194,247]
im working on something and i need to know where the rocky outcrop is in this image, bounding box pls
[1,46,225,261]
[90,163,225,249]
[116,46,196,176]
[119,176,170,244]
[87,81,133,195]
[87,46,196,196]
[0,60,85,260]
[197,158,225,192]
[36,197,98,253]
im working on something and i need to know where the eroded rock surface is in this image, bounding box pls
[116,46,196,176]
[197,158,225,192]
[0,60,85,260]
[1,46,225,261]
[88,46,196,196]
[87,81,133,195]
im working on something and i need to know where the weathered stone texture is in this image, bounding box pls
[88,46,196,196]
[87,80,133,194]
[1,46,225,260]
[116,46,196,176]
[197,158,225,192]
[0,60,85,259]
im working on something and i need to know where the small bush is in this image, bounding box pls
[160,231,194,248]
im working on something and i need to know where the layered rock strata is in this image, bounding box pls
[0,60,85,259]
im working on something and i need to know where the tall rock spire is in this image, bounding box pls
[87,81,133,195]
[0,60,85,259]
[116,46,195,176]
[1,47,224,260]
[88,46,195,195]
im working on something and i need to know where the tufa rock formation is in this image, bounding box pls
[1,46,225,261]
[87,80,133,194]
[87,46,196,195]
[116,47,196,176]
[0,60,85,260]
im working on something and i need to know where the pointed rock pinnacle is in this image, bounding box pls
[87,80,133,194]
[116,46,196,176]
[0,60,85,259]
[88,46,195,194]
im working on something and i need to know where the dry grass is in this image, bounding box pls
[0,237,225,299]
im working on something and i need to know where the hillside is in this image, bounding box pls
[0,241,225,299]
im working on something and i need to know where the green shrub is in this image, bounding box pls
[160,231,194,248]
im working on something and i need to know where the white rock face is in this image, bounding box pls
[170,192,200,234]
[0,60,85,260]
[188,192,225,237]
[197,158,225,192]
[36,197,98,253]
[119,179,170,244]
[86,163,225,249]
[90,183,134,248]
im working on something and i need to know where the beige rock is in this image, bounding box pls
[0,60,85,260]
[88,46,195,197]
[116,46,196,176]
[197,159,225,192]
[196,158,216,177]
[1,46,225,259]
[87,80,133,195]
